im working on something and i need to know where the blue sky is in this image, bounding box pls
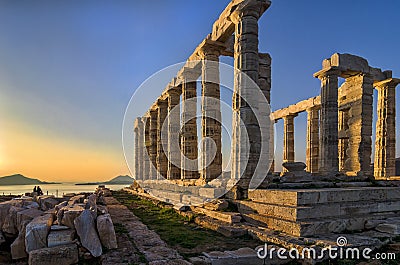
[0,0,399,180]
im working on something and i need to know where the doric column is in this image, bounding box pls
[283,114,296,171]
[258,53,272,104]
[374,78,400,179]
[134,118,144,180]
[149,108,158,179]
[198,44,222,183]
[143,115,151,180]
[338,110,349,172]
[314,68,340,175]
[156,99,168,179]
[167,87,182,180]
[229,4,264,197]
[181,69,199,180]
[306,107,320,173]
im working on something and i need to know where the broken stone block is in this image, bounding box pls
[11,221,29,260]
[28,243,78,265]
[16,208,43,231]
[173,203,190,212]
[61,204,85,228]
[203,199,229,211]
[0,203,11,228]
[376,223,400,235]
[55,201,67,212]
[2,206,24,236]
[0,231,5,245]
[68,194,86,205]
[25,213,54,253]
[47,229,75,248]
[37,196,59,211]
[96,213,117,250]
[74,209,102,257]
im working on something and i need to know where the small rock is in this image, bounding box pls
[74,209,102,257]
[28,243,78,265]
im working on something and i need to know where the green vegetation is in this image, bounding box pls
[113,191,261,258]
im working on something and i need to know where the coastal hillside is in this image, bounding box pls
[0,174,52,186]
[76,175,134,185]
[106,175,134,184]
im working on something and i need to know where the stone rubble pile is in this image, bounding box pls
[0,186,117,265]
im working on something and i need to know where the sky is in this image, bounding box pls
[0,0,400,182]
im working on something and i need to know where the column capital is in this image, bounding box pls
[313,66,341,79]
[156,98,168,107]
[306,105,321,113]
[283,113,298,120]
[374,78,400,89]
[196,39,225,59]
[229,0,271,23]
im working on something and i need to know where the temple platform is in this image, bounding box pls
[236,187,400,237]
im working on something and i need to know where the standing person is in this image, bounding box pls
[33,186,37,193]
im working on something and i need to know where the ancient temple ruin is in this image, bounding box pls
[131,0,400,239]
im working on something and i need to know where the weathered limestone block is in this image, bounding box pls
[47,229,75,247]
[96,213,117,250]
[61,204,85,228]
[37,196,59,211]
[376,223,400,235]
[10,221,29,260]
[16,208,43,231]
[55,201,67,211]
[0,231,5,245]
[28,243,78,265]
[25,213,54,253]
[0,202,11,228]
[68,194,85,205]
[74,209,102,257]
[3,206,24,236]
[203,199,229,211]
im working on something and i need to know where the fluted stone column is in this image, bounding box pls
[167,87,182,180]
[134,118,144,180]
[338,110,349,172]
[181,70,199,180]
[314,68,340,175]
[230,4,263,198]
[149,109,158,179]
[283,114,296,172]
[156,99,168,179]
[306,107,320,173]
[374,78,400,179]
[339,74,374,176]
[143,115,151,180]
[199,46,222,183]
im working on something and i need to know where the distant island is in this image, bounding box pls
[75,175,134,185]
[0,174,59,186]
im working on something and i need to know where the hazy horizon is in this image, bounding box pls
[1,0,399,182]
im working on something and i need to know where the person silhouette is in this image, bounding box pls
[37,186,43,196]
[33,186,37,193]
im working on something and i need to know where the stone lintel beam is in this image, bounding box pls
[319,53,392,82]
[272,96,321,121]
